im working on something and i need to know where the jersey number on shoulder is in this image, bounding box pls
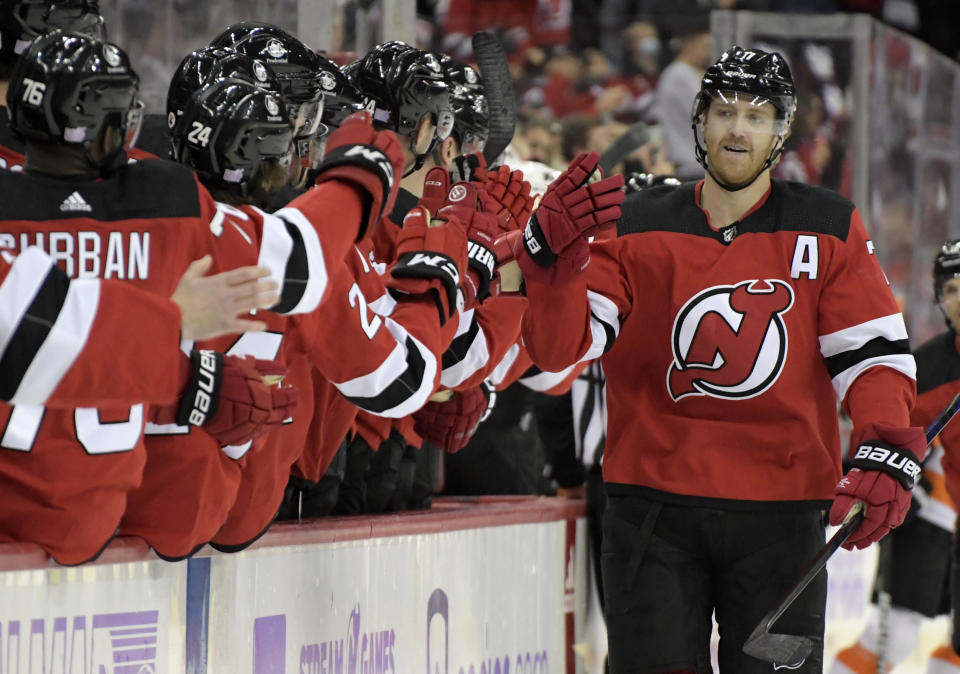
[348,283,383,340]
[2,403,144,454]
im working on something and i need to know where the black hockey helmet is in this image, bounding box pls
[172,76,293,196]
[1,0,105,74]
[8,30,142,155]
[441,56,489,155]
[314,52,365,131]
[209,21,323,125]
[346,41,453,173]
[166,46,279,156]
[934,239,960,301]
[692,45,797,191]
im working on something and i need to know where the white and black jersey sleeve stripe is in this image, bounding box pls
[819,313,916,400]
[439,309,490,388]
[518,363,579,392]
[582,290,621,363]
[0,248,99,405]
[259,206,328,315]
[488,343,521,389]
[332,318,439,418]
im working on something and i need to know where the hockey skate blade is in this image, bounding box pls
[742,620,812,669]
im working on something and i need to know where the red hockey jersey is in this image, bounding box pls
[523,179,917,505]
[128,185,452,554]
[0,247,185,408]
[0,160,260,564]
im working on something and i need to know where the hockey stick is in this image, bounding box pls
[742,390,960,667]
[597,121,650,176]
[471,31,516,166]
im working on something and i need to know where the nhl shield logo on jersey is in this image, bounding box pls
[667,279,794,401]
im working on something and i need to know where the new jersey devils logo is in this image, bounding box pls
[667,279,794,401]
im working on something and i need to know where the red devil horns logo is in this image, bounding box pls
[667,279,794,401]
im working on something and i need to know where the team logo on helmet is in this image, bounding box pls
[253,60,269,83]
[103,44,122,67]
[667,280,794,401]
[425,54,441,73]
[265,95,280,116]
[319,71,337,91]
[266,39,287,60]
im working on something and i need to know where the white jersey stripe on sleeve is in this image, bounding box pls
[583,290,621,362]
[440,310,490,388]
[266,206,329,315]
[819,313,908,357]
[0,247,53,360]
[830,354,916,402]
[333,318,438,418]
[519,364,578,392]
[488,343,521,389]
[11,277,100,405]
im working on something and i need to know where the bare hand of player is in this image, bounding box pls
[497,260,523,293]
[173,256,280,340]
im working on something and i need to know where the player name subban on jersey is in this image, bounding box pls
[522,178,917,506]
[0,158,259,566]
[0,230,150,280]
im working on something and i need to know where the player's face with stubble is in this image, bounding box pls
[703,96,780,184]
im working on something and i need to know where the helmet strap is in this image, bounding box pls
[703,135,785,193]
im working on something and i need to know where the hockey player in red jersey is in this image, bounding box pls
[831,241,960,674]
[125,68,465,556]
[0,32,301,565]
[0,249,282,408]
[322,46,535,513]
[519,46,921,672]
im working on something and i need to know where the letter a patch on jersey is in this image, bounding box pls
[667,279,794,401]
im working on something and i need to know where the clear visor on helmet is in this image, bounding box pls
[436,108,455,141]
[124,98,144,150]
[289,96,324,139]
[695,90,792,137]
[461,129,487,155]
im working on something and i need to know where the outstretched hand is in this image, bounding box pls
[173,256,279,340]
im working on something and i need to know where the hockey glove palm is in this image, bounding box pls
[315,111,405,242]
[830,422,926,550]
[482,164,535,234]
[518,151,624,285]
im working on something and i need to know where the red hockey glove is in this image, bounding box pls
[482,165,535,232]
[431,178,501,307]
[388,206,468,325]
[830,422,926,550]
[412,383,494,453]
[201,354,300,447]
[518,151,624,285]
[154,351,299,448]
[315,111,405,241]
